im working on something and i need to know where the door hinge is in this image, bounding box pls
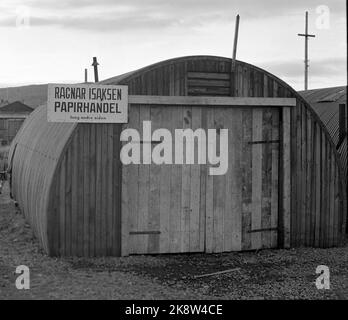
[248,227,278,233]
[129,231,161,235]
[248,140,280,145]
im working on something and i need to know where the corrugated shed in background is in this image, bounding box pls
[300,86,347,180]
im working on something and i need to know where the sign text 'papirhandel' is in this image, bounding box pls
[47,84,128,123]
[54,101,121,114]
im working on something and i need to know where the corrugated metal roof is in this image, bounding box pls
[299,86,347,179]
[301,86,345,102]
[0,101,34,113]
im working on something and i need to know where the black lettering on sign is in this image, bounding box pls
[54,102,123,113]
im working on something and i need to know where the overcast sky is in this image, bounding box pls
[0,0,346,90]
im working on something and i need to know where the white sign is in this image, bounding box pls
[47,84,128,123]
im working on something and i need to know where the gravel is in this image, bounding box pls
[1,182,347,300]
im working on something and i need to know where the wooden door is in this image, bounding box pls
[122,105,205,255]
[122,105,280,255]
[203,107,280,252]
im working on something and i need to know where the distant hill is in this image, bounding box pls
[0,84,48,109]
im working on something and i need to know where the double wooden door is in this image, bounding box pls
[122,104,280,254]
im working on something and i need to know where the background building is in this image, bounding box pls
[0,101,33,146]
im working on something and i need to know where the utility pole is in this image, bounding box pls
[92,57,99,83]
[298,11,315,90]
[230,14,240,96]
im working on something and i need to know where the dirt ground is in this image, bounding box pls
[0,181,347,300]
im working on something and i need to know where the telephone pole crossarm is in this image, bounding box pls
[298,11,316,90]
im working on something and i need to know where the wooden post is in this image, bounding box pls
[279,107,291,248]
[92,57,99,83]
[230,14,240,96]
[232,14,240,69]
[298,12,315,90]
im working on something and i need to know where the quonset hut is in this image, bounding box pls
[8,56,347,257]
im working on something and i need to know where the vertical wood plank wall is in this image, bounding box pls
[0,118,25,146]
[108,56,346,249]
[121,105,280,255]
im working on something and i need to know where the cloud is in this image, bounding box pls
[0,1,228,31]
[0,0,345,32]
[258,56,347,89]
[264,56,346,77]
[21,0,345,14]
[0,12,223,32]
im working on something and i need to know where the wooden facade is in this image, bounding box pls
[119,101,293,255]
[0,101,33,146]
[8,56,347,257]
[0,118,25,146]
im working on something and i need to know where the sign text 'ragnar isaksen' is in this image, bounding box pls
[47,84,128,123]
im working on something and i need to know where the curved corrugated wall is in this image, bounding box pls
[300,86,347,180]
[9,106,76,253]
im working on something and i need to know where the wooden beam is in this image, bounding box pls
[187,72,230,80]
[230,14,240,96]
[121,142,129,257]
[128,95,297,107]
[193,268,240,279]
[281,107,291,248]
[232,14,240,67]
